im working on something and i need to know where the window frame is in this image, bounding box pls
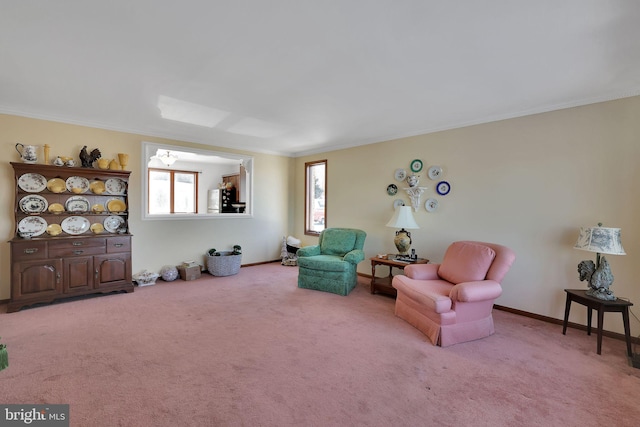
[147,167,199,214]
[304,159,327,236]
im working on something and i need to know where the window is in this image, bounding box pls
[305,160,326,235]
[148,168,198,214]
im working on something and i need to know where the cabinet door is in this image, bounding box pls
[94,253,131,289]
[11,259,63,301]
[62,256,94,293]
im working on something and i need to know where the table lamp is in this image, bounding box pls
[574,223,626,300]
[386,205,419,255]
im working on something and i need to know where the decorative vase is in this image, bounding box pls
[118,153,129,170]
[160,265,179,282]
[394,229,412,255]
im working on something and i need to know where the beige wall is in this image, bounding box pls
[0,114,292,300]
[295,96,640,335]
[3,96,639,336]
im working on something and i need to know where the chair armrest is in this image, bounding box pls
[343,249,365,265]
[450,280,502,302]
[404,263,440,280]
[297,245,320,257]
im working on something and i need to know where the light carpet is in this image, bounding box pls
[1,263,639,426]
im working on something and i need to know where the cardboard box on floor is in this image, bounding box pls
[177,262,202,281]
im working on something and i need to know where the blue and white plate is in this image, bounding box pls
[436,181,451,196]
[19,194,48,214]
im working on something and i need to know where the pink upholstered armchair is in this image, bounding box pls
[392,241,515,347]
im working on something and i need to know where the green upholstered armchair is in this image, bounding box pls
[297,228,367,296]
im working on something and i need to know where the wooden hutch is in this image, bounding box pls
[8,162,133,312]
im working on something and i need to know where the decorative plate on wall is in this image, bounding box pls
[425,198,439,212]
[393,199,405,209]
[386,184,398,196]
[394,168,407,181]
[436,181,451,196]
[410,159,423,173]
[428,165,443,180]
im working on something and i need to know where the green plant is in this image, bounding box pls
[207,245,241,256]
[0,337,7,371]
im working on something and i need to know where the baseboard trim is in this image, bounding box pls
[242,259,283,268]
[494,304,640,345]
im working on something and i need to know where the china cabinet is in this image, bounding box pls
[8,162,133,312]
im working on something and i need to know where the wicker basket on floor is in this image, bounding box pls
[206,252,242,276]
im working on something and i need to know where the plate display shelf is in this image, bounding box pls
[9,162,134,313]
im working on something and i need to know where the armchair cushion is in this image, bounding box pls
[450,280,502,302]
[343,249,365,265]
[438,241,496,284]
[297,255,354,272]
[320,229,357,256]
[297,245,320,258]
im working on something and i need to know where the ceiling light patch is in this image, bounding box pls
[227,117,288,138]
[158,95,229,128]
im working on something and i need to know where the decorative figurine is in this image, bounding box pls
[578,258,616,300]
[79,146,102,168]
[406,174,420,187]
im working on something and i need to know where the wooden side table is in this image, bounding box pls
[370,256,428,297]
[562,289,633,356]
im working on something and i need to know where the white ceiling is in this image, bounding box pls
[2,1,639,157]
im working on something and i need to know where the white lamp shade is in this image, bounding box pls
[574,226,626,255]
[386,206,419,229]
